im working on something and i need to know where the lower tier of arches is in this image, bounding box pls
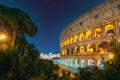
[60,54,113,69]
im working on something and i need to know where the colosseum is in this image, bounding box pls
[60,0,120,68]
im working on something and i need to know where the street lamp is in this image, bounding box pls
[0,33,8,50]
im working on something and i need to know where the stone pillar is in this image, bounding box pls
[71,59,74,67]
[102,24,105,37]
[71,48,74,54]
[115,21,119,36]
[74,59,76,67]
[91,29,94,39]
[63,58,65,64]
[65,59,67,65]
[84,45,87,54]
[66,59,68,65]
[93,43,96,54]
[78,59,81,67]
[94,60,97,66]
[68,58,71,66]
[85,59,88,67]
[70,58,72,66]
[83,31,86,40]
[69,48,71,55]
[75,59,79,67]
[81,59,86,68]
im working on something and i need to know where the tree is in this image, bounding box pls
[92,37,120,80]
[0,4,38,51]
[76,67,94,80]
[0,4,39,80]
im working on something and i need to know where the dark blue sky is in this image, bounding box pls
[0,0,106,53]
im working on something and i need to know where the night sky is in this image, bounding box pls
[0,0,106,53]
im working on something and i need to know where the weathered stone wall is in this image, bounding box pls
[60,0,120,67]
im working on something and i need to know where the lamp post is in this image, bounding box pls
[0,34,5,40]
[0,33,8,50]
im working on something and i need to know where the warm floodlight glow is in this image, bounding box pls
[0,34,6,40]
[101,50,104,54]
[109,54,114,59]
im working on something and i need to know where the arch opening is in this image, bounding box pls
[74,35,78,43]
[71,59,74,66]
[95,28,102,37]
[96,42,104,54]
[88,59,94,67]
[80,33,84,41]
[105,25,115,36]
[67,38,70,45]
[75,59,79,67]
[81,59,86,68]
[86,31,92,39]
[87,45,93,54]
[70,37,73,44]
[80,46,85,54]
[97,60,104,69]
[74,46,78,54]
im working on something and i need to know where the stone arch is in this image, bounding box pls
[66,49,69,55]
[71,48,74,54]
[105,24,115,36]
[81,59,86,68]
[62,42,64,47]
[70,37,73,44]
[61,58,65,63]
[87,44,93,54]
[95,27,102,37]
[67,38,70,45]
[96,42,104,54]
[80,45,85,54]
[97,60,104,69]
[61,49,64,55]
[74,35,78,43]
[86,30,92,39]
[71,59,74,66]
[64,49,67,55]
[88,59,94,67]
[79,33,84,41]
[64,40,67,46]
[73,46,78,54]
[75,59,79,67]
[68,58,71,65]
[118,23,120,30]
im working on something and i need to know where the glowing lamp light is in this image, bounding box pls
[109,54,114,59]
[101,50,104,54]
[0,34,6,40]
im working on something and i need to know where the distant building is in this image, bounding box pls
[40,52,60,60]
[40,52,49,59]
[60,0,120,68]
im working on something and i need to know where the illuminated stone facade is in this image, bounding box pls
[60,0,120,68]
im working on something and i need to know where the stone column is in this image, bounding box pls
[102,24,106,37]
[84,44,87,54]
[78,59,81,67]
[93,43,96,54]
[85,59,88,67]
[74,59,76,67]
[69,48,71,55]
[91,29,94,39]
[114,21,119,36]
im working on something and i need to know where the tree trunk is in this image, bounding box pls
[10,30,16,51]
